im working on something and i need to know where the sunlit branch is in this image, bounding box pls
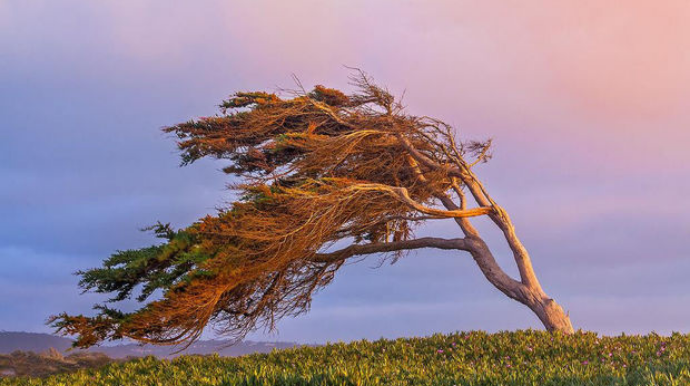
[344,183,491,218]
[312,237,471,263]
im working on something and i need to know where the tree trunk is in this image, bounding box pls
[467,237,574,334]
[406,143,574,333]
[519,286,574,334]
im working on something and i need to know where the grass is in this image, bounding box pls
[1,330,689,385]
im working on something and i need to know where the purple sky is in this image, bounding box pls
[1,1,689,343]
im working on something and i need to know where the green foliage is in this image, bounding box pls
[4,331,690,385]
[76,222,210,304]
[49,223,217,346]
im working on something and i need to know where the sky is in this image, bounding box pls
[1,0,689,344]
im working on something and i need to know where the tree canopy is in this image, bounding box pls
[51,72,572,348]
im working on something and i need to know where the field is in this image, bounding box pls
[2,330,689,386]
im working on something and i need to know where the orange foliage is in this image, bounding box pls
[52,72,497,348]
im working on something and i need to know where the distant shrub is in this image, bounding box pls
[0,350,115,378]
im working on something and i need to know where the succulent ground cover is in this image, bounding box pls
[2,330,689,386]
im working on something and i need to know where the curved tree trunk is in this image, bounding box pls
[442,170,575,334]
[528,293,574,333]
[466,236,574,334]
[399,131,574,333]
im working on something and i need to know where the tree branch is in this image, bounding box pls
[396,134,460,176]
[345,183,491,218]
[312,237,471,263]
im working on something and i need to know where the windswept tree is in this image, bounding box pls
[52,73,573,348]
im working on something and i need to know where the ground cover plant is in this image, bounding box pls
[2,330,689,386]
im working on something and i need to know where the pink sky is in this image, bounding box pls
[1,1,689,340]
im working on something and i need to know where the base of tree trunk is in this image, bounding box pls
[530,295,574,334]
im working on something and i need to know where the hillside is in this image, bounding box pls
[0,333,73,354]
[0,332,297,358]
[2,330,689,385]
[0,349,114,378]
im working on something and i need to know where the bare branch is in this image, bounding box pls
[312,237,471,263]
[343,183,491,218]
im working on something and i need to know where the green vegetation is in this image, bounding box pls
[2,330,689,385]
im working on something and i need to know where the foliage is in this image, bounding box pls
[51,72,521,348]
[3,331,690,385]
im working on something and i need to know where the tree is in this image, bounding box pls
[51,73,573,348]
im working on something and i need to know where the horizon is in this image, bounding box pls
[2,328,687,348]
[1,1,689,344]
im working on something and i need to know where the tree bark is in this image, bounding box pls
[528,293,574,333]
[467,237,574,334]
